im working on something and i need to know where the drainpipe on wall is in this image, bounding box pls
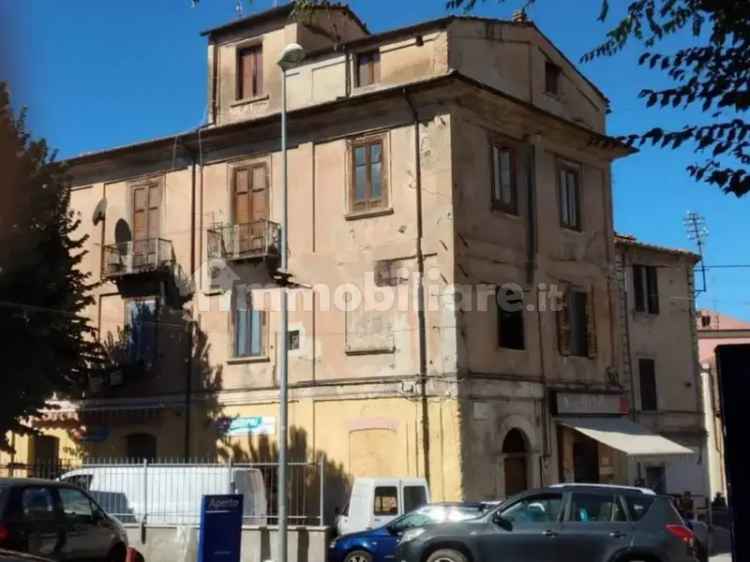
[526,135,549,482]
[403,88,431,486]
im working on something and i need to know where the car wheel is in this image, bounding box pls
[426,548,468,562]
[344,550,373,562]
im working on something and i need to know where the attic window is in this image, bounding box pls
[237,44,263,100]
[545,61,561,96]
[356,50,380,87]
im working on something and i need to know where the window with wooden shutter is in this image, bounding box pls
[558,287,592,357]
[356,50,380,87]
[633,265,660,314]
[557,285,571,356]
[350,136,387,214]
[491,145,518,213]
[233,163,268,254]
[639,358,658,411]
[237,45,263,100]
[585,287,597,358]
[131,181,161,268]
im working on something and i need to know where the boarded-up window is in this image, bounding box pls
[350,137,387,213]
[633,265,660,314]
[639,358,658,411]
[237,45,263,99]
[559,164,580,230]
[233,289,265,357]
[356,50,380,87]
[497,286,525,350]
[233,164,268,254]
[491,145,517,213]
[558,287,596,358]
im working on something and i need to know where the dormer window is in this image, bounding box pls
[237,44,263,100]
[356,49,380,87]
[545,61,560,96]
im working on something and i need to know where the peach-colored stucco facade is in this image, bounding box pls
[6,5,710,512]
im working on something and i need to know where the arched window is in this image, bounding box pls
[503,428,528,497]
[126,433,157,461]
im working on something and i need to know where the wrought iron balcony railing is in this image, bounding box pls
[207,219,281,261]
[102,238,174,279]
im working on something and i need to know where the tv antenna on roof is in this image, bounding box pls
[684,211,709,294]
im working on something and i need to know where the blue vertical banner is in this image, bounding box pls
[197,494,244,562]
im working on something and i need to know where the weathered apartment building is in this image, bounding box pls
[4,3,707,506]
[615,236,708,498]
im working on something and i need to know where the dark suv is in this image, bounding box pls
[0,479,128,562]
[396,484,698,562]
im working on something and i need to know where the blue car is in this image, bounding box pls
[328,502,492,562]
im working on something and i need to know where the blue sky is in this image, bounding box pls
[2,0,747,318]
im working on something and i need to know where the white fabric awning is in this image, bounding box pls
[558,417,694,458]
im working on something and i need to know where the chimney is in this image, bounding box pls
[512,9,528,23]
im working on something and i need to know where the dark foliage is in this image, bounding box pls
[445,0,750,196]
[0,83,101,451]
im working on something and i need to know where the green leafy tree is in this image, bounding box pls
[446,0,750,196]
[0,83,101,452]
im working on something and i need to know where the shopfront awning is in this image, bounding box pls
[558,417,694,458]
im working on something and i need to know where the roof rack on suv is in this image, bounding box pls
[549,483,656,495]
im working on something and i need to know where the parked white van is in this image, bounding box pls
[336,477,430,535]
[59,465,267,525]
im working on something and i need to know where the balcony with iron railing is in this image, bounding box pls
[102,238,175,279]
[207,219,281,262]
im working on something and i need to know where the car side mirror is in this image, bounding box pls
[387,525,402,536]
[492,513,513,532]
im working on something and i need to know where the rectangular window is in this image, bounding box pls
[633,265,660,314]
[233,163,269,255]
[559,164,580,229]
[288,330,300,350]
[568,493,627,522]
[132,181,161,269]
[350,137,387,213]
[639,358,658,411]
[558,288,596,357]
[126,298,157,367]
[545,61,561,95]
[403,486,428,513]
[373,486,398,516]
[237,45,263,99]
[356,50,380,87]
[491,145,517,213]
[21,488,56,522]
[233,290,265,357]
[497,286,525,350]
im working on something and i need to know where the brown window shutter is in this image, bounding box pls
[646,266,660,314]
[557,286,571,355]
[147,183,160,239]
[250,164,268,222]
[254,47,263,96]
[234,168,251,225]
[372,51,381,83]
[133,187,147,241]
[586,287,597,358]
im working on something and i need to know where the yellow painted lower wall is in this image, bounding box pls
[8,396,464,507]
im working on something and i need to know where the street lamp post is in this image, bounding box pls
[277,43,305,562]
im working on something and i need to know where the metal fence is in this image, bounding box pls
[1,458,325,527]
